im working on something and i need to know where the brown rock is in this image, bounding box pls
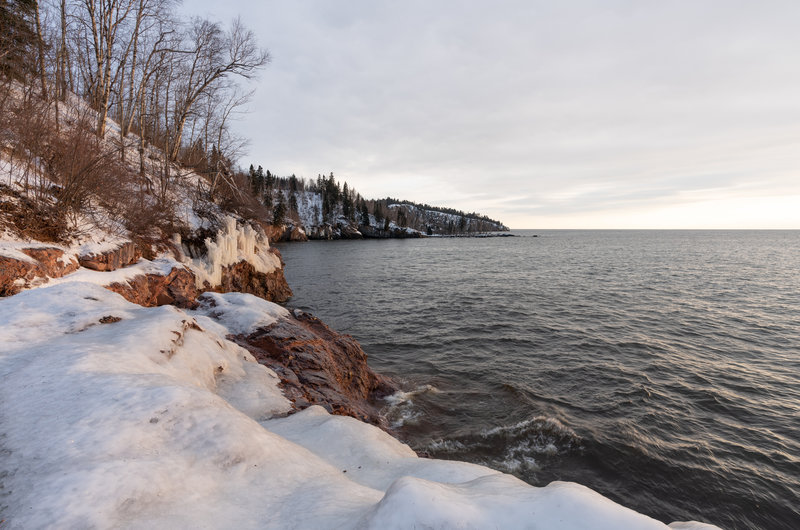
[21,247,79,278]
[287,226,308,242]
[212,249,293,304]
[79,242,141,271]
[0,255,37,296]
[1,247,80,296]
[106,267,199,308]
[232,310,397,427]
[260,223,307,243]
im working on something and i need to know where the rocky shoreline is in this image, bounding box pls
[0,234,395,429]
[266,222,515,242]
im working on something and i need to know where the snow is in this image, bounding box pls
[0,282,720,529]
[45,256,179,287]
[192,291,290,336]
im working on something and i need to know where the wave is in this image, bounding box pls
[382,384,440,428]
[425,415,582,474]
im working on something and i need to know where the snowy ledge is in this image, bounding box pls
[0,283,719,529]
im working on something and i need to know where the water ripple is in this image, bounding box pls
[280,230,800,530]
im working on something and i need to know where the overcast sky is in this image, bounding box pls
[187,1,800,229]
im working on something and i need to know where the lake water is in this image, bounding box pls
[277,230,800,530]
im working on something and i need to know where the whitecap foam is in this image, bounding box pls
[382,384,440,428]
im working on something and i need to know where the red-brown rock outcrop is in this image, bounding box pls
[232,310,397,426]
[106,267,199,308]
[78,242,141,271]
[211,248,293,303]
[0,247,79,296]
[21,248,80,277]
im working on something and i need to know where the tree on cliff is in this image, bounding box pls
[272,195,286,226]
[360,202,370,225]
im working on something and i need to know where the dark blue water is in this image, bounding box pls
[277,230,800,530]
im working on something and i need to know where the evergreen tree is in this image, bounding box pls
[273,195,286,226]
[0,0,36,81]
[360,202,370,225]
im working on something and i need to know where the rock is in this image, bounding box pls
[358,225,423,239]
[0,247,79,296]
[106,267,199,309]
[21,247,79,278]
[287,226,308,242]
[0,256,37,296]
[232,310,397,427]
[339,224,363,239]
[79,242,141,271]
[211,248,293,304]
[306,224,335,240]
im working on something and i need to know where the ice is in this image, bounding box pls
[0,283,720,529]
[175,216,281,289]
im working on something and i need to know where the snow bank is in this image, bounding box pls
[192,291,290,336]
[175,216,281,289]
[44,256,180,287]
[0,284,719,529]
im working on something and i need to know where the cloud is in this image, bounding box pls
[186,0,800,228]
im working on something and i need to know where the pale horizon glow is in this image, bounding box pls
[186,1,800,229]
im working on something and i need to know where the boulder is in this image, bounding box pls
[106,267,199,308]
[232,310,397,426]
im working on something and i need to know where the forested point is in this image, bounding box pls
[0,0,505,244]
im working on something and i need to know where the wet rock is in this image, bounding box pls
[287,226,308,242]
[78,242,141,271]
[232,311,397,427]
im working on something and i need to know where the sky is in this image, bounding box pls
[186,0,800,229]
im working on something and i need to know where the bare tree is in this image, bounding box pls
[169,16,268,161]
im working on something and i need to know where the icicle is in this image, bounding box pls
[178,216,281,289]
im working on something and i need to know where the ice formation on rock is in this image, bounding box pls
[176,216,281,288]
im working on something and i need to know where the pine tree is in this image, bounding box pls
[360,202,370,225]
[0,0,37,81]
[273,195,286,226]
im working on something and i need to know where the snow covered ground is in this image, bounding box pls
[0,283,719,529]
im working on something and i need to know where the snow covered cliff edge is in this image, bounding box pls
[0,283,719,529]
